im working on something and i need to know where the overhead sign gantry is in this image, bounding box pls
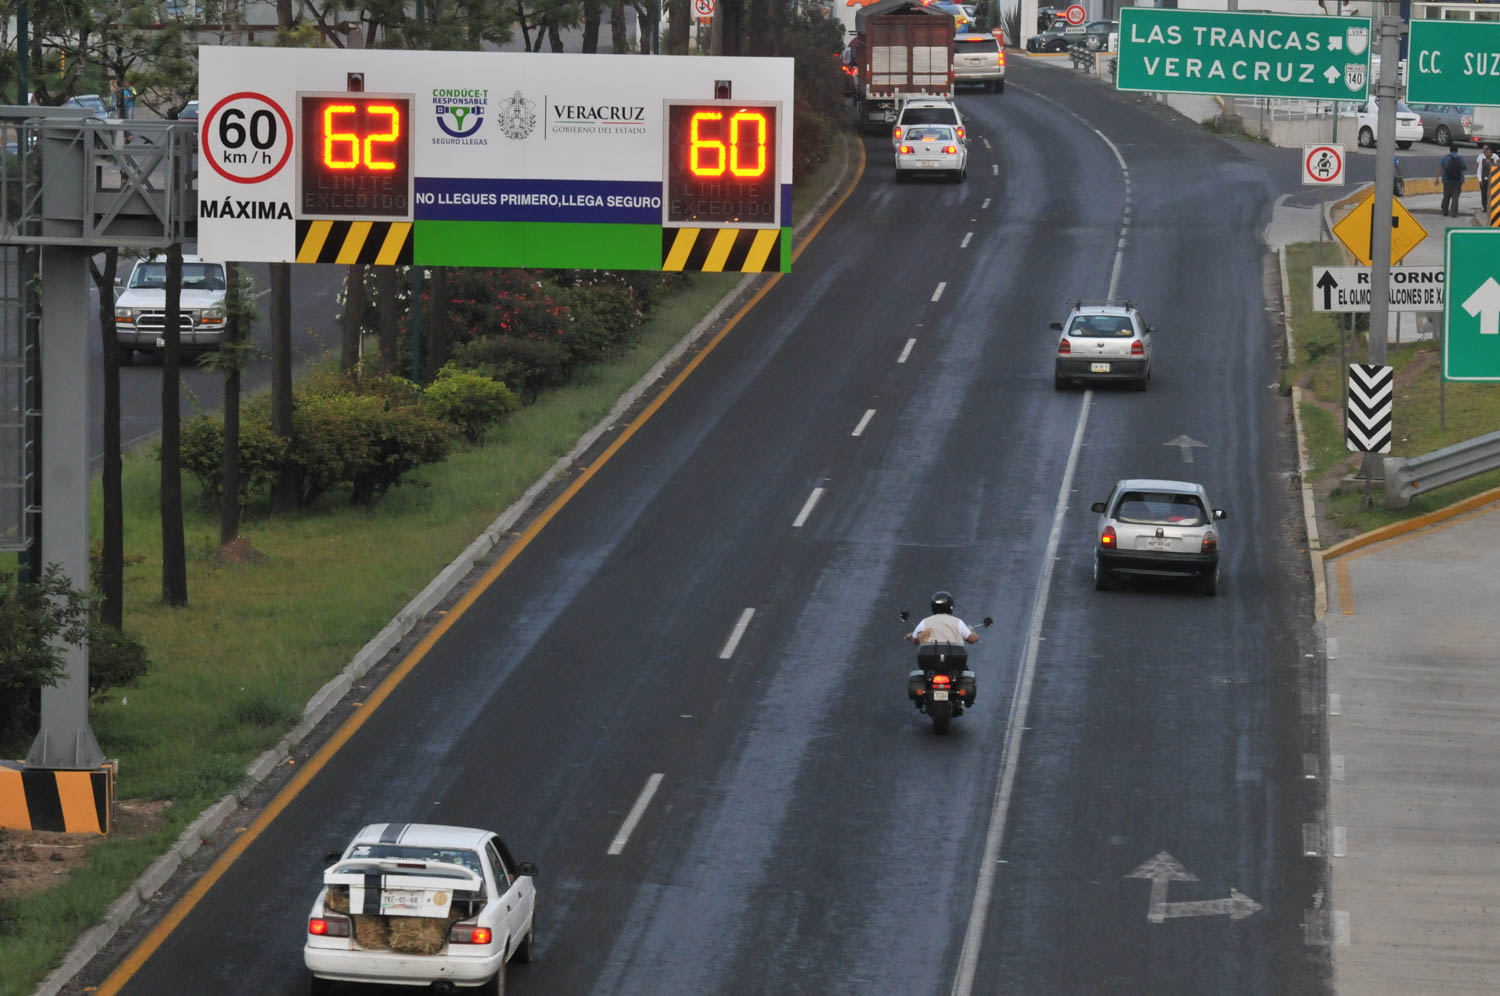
[197,48,795,273]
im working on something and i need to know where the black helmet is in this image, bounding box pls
[930,591,955,615]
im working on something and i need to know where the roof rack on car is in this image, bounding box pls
[1072,298,1135,310]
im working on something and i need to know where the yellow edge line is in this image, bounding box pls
[1321,485,1500,562]
[1336,559,1354,616]
[97,127,867,996]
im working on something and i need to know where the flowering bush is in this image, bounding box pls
[422,364,520,444]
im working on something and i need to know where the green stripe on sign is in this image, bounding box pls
[780,228,791,272]
[414,221,662,270]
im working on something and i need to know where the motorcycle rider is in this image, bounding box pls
[908,591,981,645]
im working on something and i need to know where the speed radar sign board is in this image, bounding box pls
[197,47,794,272]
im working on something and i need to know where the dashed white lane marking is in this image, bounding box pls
[981,197,991,209]
[1329,692,1341,716]
[897,338,915,364]
[1331,754,1345,781]
[990,164,998,176]
[852,409,876,437]
[1333,911,1350,947]
[792,487,825,528]
[960,232,973,249]
[1327,637,1339,659]
[718,608,755,660]
[1333,826,1347,857]
[607,773,664,855]
[931,282,946,302]
[982,137,991,149]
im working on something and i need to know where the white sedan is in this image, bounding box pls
[894,124,968,183]
[305,823,537,995]
[1351,97,1422,150]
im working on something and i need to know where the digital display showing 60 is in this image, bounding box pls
[298,93,413,219]
[664,102,779,228]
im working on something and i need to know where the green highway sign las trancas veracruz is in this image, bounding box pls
[1408,21,1500,106]
[1116,7,1372,102]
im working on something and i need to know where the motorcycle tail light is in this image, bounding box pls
[1101,525,1116,548]
[1058,338,1071,354]
[932,674,951,686]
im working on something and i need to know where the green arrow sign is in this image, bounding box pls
[1408,21,1500,106]
[1116,8,1372,101]
[1444,229,1500,382]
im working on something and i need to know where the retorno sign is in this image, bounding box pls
[1116,8,1372,101]
[197,47,795,272]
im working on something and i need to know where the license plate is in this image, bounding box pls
[1145,537,1172,551]
[380,889,423,914]
[921,160,940,167]
[1090,362,1110,373]
[932,689,949,701]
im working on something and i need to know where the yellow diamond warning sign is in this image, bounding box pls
[1332,192,1427,267]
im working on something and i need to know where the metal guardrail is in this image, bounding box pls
[1383,428,1500,508]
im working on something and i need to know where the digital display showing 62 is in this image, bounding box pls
[664,102,779,228]
[298,93,413,219]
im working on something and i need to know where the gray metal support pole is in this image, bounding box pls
[16,0,27,106]
[26,246,103,770]
[1367,15,1406,370]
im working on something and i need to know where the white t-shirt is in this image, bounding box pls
[911,613,973,644]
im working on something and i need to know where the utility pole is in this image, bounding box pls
[1363,14,1406,482]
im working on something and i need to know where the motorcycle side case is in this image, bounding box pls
[957,670,977,706]
[907,670,927,701]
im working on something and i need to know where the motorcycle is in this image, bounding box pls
[901,612,993,735]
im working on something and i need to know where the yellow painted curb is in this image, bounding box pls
[1321,485,1500,561]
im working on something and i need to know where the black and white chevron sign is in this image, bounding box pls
[1345,363,1393,453]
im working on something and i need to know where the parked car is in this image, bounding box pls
[1081,20,1118,51]
[1091,479,1226,595]
[305,823,537,996]
[177,99,199,121]
[1052,302,1154,391]
[1027,23,1074,52]
[894,123,968,182]
[892,97,965,149]
[953,31,1005,92]
[1408,103,1476,146]
[64,94,110,117]
[1349,97,1421,150]
[113,255,228,365]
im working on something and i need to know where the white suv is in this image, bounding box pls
[113,255,228,365]
[892,98,965,150]
[953,32,1005,93]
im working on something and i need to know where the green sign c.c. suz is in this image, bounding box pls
[1116,8,1372,101]
[1444,229,1500,382]
[1408,21,1500,106]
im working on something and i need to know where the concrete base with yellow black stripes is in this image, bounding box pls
[1488,179,1500,228]
[296,220,414,266]
[662,227,782,272]
[0,759,115,834]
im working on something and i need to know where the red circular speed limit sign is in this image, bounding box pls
[1065,4,1087,26]
[1303,144,1345,186]
[201,91,293,185]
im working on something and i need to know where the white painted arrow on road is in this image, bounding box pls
[1127,851,1262,924]
[1462,277,1500,336]
[1163,435,1206,463]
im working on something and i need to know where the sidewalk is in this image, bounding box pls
[1267,192,1500,993]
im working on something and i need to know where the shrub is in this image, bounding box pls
[423,365,520,444]
[555,283,643,366]
[286,392,382,507]
[88,622,150,699]
[349,401,452,505]
[179,415,288,506]
[450,334,571,398]
[0,566,93,742]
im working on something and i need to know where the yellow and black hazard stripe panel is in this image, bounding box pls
[295,220,413,266]
[661,227,781,273]
[1488,180,1500,228]
[0,760,115,834]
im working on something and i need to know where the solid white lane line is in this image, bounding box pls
[607,773,664,855]
[960,232,973,249]
[718,608,755,660]
[981,197,991,209]
[852,409,876,437]
[951,390,1094,996]
[931,282,946,302]
[792,487,824,528]
[897,338,916,364]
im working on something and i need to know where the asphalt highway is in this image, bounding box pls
[88,61,1328,996]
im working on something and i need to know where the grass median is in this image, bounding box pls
[0,131,856,996]
[1285,240,1500,544]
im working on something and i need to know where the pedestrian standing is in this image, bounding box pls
[122,85,136,119]
[1479,144,1500,216]
[1438,143,1467,218]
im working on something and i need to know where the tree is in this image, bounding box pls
[666,0,688,54]
[377,266,399,373]
[160,243,187,605]
[341,264,364,373]
[196,263,259,546]
[269,262,296,514]
[610,0,628,52]
[86,248,123,629]
[581,0,602,52]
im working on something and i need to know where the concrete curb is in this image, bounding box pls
[1321,485,1500,561]
[30,129,864,996]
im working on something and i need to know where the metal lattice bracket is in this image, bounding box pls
[0,105,196,248]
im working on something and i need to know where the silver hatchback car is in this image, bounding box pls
[1091,479,1226,595]
[1053,303,1154,390]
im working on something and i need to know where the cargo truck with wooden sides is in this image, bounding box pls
[844,0,957,132]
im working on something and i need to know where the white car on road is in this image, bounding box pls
[1349,97,1422,150]
[305,823,537,995]
[112,254,228,365]
[894,124,968,183]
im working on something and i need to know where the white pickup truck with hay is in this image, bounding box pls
[304,823,537,995]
